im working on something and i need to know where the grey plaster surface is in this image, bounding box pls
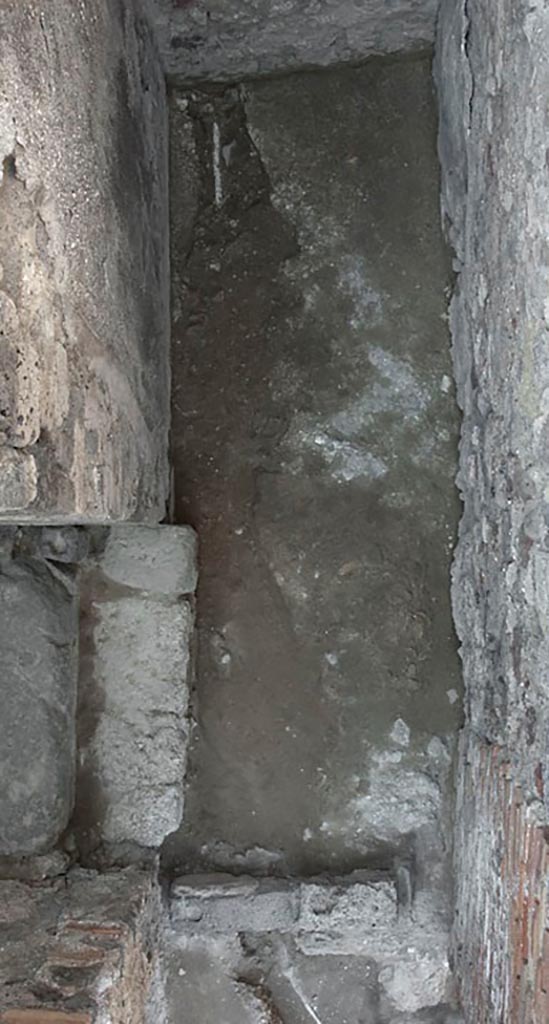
[167,55,461,894]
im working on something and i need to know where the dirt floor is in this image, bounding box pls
[164,55,462,897]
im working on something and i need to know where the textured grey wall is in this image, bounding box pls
[0,0,170,523]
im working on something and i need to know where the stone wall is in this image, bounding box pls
[0,0,170,523]
[149,0,438,82]
[436,1,549,1019]
[0,867,164,1024]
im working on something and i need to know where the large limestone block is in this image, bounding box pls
[77,525,197,851]
[0,0,169,523]
[0,559,78,856]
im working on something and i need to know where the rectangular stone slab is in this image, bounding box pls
[0,0,169,523]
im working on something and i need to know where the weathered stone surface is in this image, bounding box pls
[150,0,438,82]
[100,525,198,596]
[169,873,454,1015]
[436,0,549,770]
[76,526,196,853]
[0,558,77,856]
[171,875,299,933]
[0,0,169,523]
[436,1,549,1020]
[0,867,164,1024]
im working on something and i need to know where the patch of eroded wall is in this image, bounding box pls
[436,1,549,1019]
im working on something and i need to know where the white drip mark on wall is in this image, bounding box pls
[213,121,223,207]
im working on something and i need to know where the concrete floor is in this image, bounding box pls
[165,55,461,898]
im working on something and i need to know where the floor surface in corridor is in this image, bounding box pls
[165,54,462,885]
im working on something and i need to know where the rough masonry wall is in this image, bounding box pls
[0,0,170,523]
[436,1,549,1019]
[150,0,438,82]
[0,866,164,1024]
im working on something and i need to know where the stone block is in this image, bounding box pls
[171,875,298,934]
[0,559,77,856]
[100,525,198,596]
[76,525,197,851]
[0,0,169,523]
[79,598,193,849]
